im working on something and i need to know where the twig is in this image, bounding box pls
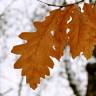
[18,77,23,96]
[37,0,84,7]
[3,88,13,95]
[0,88,13,96]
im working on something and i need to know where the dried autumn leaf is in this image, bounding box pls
[11,6,73,89]
[67,3,96,58]
[11,3,96,89]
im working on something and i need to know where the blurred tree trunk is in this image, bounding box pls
[86,47,96,96]
[86,74,96,96]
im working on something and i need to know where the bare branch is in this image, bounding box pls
[0,88,13,96]
[37,0,84,7]
[18,77,24,96]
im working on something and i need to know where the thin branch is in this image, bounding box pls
[18,77,24,96]
[0,88,13,96]
[37,0,84,7]
[3,88,13,95]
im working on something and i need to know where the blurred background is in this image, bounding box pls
[0,0,96,96]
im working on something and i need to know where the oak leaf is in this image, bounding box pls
[67,3,96,58]
[11,6,72,89]
[11,3,96,89]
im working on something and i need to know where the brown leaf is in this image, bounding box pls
[11,3,96,89]
[11,6,72,89]
[67,3,96,58]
